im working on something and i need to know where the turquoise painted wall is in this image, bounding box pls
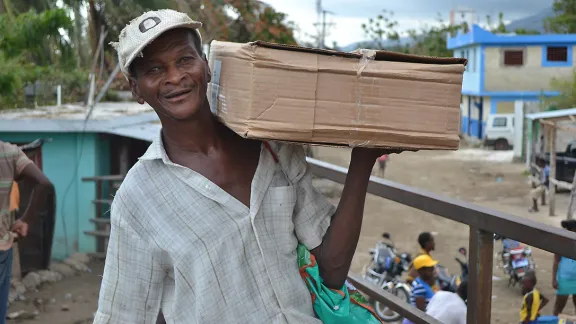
[0,132,108,260]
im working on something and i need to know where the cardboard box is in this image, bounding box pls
[208,41,467,150]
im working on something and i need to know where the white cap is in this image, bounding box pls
[111,9,203,78]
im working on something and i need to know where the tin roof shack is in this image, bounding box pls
[208,41,467,150]
[0,102,157,260]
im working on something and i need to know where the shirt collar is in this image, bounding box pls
[139,129,171,164]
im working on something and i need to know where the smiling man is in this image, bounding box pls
[94,9,393,324]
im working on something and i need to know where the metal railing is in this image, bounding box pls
[306,157,576,324]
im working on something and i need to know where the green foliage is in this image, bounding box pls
[549,70,576,109]
[361,11,463,57]
[0,8,87,108]
[545,0,576,34]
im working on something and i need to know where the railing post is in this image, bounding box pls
[467,228,494,324]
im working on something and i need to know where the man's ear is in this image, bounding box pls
[129,78,145,105]
[203,54,211,83]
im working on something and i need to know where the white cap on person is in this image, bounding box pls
[111,9,203,79]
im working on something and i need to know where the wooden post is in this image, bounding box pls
[549,124,557,217]
[467,228,494,324]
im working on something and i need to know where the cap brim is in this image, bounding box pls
[124,21,202,77]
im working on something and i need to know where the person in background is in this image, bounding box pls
[529,156,550,213]
[426,280,467,324]
[406,232,436,285]
[552,220,576,315]
[377,154,388,177]
[520,271,549,324]
[0,140,53,319]
[403,255,437,324]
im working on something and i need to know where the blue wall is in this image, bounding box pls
[0,132,109,259]
[455,46,483,94]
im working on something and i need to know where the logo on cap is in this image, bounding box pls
[139,16,161,33]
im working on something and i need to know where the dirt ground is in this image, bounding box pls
[9,146,575,323]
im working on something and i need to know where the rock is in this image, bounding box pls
[12,281,26,295]
[61,304,70,311]
[37,270,63,283]
[69,253,90,265]
[49,262,76,277]
[65,293,73,301]
[8,290,17,304]
[312,178,343,198]
[22,272,42,291]
[63,258,90,273]
[6,310,36,320]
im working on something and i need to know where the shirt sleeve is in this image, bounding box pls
[93,191,165,324]
[411,285,427,298]
[277,143,335,250]
[2,142,33,179]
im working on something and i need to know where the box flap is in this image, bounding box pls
[251,41,468,66]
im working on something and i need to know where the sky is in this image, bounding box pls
[263,0,555,47]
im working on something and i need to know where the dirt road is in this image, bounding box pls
[9,146,574,323]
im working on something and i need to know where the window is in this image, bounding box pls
[503,50,524,66]
[543,45,572,67]
[547,46,568,62]
[492,117,507,127]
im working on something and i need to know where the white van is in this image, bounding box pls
[484,114,514,150]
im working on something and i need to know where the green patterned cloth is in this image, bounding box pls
[297,244,383,323]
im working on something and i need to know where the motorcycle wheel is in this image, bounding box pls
[374,286,410,322]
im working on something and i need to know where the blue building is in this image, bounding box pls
[0,102,159,260]
[447,24,576,139]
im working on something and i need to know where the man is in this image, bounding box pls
[94,9,395,324]
[0,141,53,318]
[406,232,436,285]
[529,156,549,213]
[426,280,467,324]
[377,154,388,177]
[403,255,437,324]
[520,271,549,324]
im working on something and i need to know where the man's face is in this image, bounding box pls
[129,29,209,121]
[419,266,436,281]
[427,238,435,251]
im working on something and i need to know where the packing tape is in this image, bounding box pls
[351,49,377,147]
[209,59,223,116]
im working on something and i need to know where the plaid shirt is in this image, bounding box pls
[94,132,335,324]
[0,141,32,248]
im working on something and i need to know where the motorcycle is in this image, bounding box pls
[362,233,412,322]
[436,247,469,293]
[494,235,535,290]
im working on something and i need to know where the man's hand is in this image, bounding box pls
[11,219,29,238]
[553,278,558,290]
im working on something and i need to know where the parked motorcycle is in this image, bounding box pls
[362,233,412,322]
[436,247,469,293]
[494,235,535,290]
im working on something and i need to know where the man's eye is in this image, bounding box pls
[180,56,194,63]
[147,67,161,74]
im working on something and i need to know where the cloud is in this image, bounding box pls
[263,0,554,47]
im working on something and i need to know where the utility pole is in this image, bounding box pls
[313,0,335,49]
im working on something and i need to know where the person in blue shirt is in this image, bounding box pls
[553,220,576,315]
[529,157,550,213]
[402,255,437,324]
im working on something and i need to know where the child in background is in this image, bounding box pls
[520,271,549,324]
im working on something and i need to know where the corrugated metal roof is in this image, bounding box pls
[0,102,153,120]
[525,108,576,121]
[107,121,161,142]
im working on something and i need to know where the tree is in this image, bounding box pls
[361,10,400,50]
[361,11,464,57]
[545,0,576,34]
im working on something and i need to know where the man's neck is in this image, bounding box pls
[160,105,222,156]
